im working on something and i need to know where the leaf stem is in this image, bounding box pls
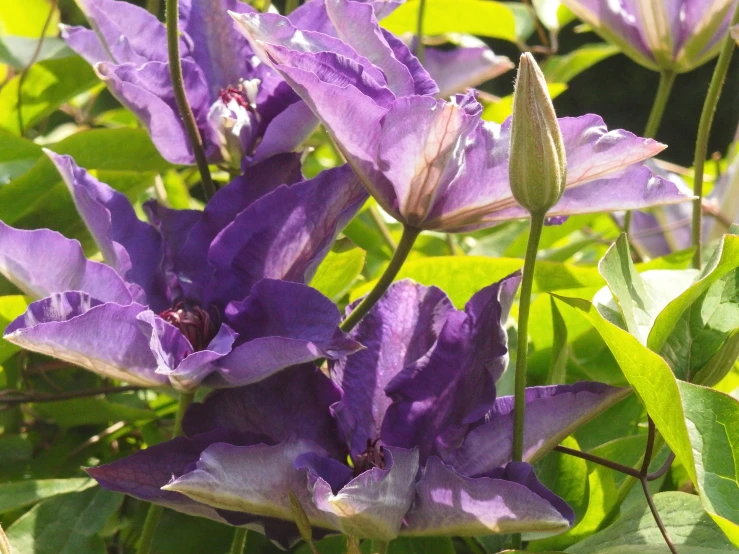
[0,385,143,405]
[136,390,195,554]
[691,2,739,269]
[415,0,426,64]
[165,0,216,201]
[512,212,545,462]
[340,225,420,333]
[229,528,248,554]
[553,445,642,479]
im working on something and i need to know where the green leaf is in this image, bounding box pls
[0,478,95,514]
[351,256,603,308]
[0,295,29,363]
[542,43,619,83]
[387,537,456,554]
[0,130,43,184]
[310,248,366,301]
[0,436,32,465]
[535,436,589,523]
[0,36,72,69]
[0,56,98,134]
[566,492,739,553]
[6,487,122,554]
[33,398,156,428]
[381,0,518,42]
[0,525,9,554]
[0,128,172,232]
[0,0,60,38]
[557,295,739,545]
[649,234,739,353]
[547,296,569,384]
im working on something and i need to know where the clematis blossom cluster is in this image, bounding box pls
[0,152,365,390]
[88,275,628,543]
[231,0,691,232]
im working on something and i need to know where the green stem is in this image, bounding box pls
[340,226,420,333]
[136,390,195,554]
[446,233,462,255]
[512,213,545,462]
[146,0,161,17]
[370,540,389,554]
[166,0,215,201]
[285,0,299,14]
[643,70,676,139]
[415,0,426,64]
[691,2,739,269]
[623,70,675,235]
[229,528,248,554]
[368,205,397,253]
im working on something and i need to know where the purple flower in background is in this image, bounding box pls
[0,152,365,389]
[88,275,628,542]
[62,0,318,167]
[232,3,690,232]
[560,0,739,72]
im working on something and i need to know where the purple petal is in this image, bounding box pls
[289,0,404,35]
[210,280,361,387]
[444,383,630,477]
[136,311,238,390]
[380,29,439,96]
[330,280,455,457]
[155,153,303,302]
[307,447,419,540]
[64,0,171,65]
[251,100,318,164]
[179,0,256,96]
[47,151,169,310]
[4,293,164,387]
[183,364,346,460]
[0,222,133,304]
[382,273,522,462]
[95,60,212,165]
[422,42,514,98]
[163,438,334,528]
[324,0,436,97]
[402,457,571,539]
[206,164,367,306]
[88,429,258,522]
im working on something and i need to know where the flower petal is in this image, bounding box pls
[307,447,419,540]
[402,457,572,539]
[47,151,169,310]
[4,293,164,387]
[206,164,367,306]
[331,280,454,457]
[183,364,346,459]
[163,438,333,528]
[0,222,133,304]
[209,280,361,387]
[95,60,213,165]
[382,273,521,461]
[422,42,514,98]
[444,383,631,476]
[88,429,258,521]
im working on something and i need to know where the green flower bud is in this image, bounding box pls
[509,52,567,216]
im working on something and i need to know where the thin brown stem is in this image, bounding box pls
[553,445,642,479]
[0,385,144,405]
[647,452,676,481]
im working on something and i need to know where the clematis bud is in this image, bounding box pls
[509,53,566,216]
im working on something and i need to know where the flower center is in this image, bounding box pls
[217,79,259,113]
[159,302,218,352]
[351,439,386,477]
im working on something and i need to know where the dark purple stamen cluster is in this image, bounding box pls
[159,302,218,352]
[352,438,386,477]
[219,85,251,110]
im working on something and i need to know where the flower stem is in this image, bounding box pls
[512,212,545,463]
[415,0,426,63]
[146,0,160,17]
[623,70,675,235]
[691,2,739,269]
[340,225,420,333]
[368,205,397,253]
[165,0,215,201]
[643,71,676,139]
[136,390,195,554]
[229,528,248,554]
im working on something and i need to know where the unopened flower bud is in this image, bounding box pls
[509,53,566,215]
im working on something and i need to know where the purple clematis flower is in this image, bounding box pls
[88,274,629,543]
[560,0,739,73]
[231,3,691,232]
[0,152,365,390]
[62,0,319,167]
